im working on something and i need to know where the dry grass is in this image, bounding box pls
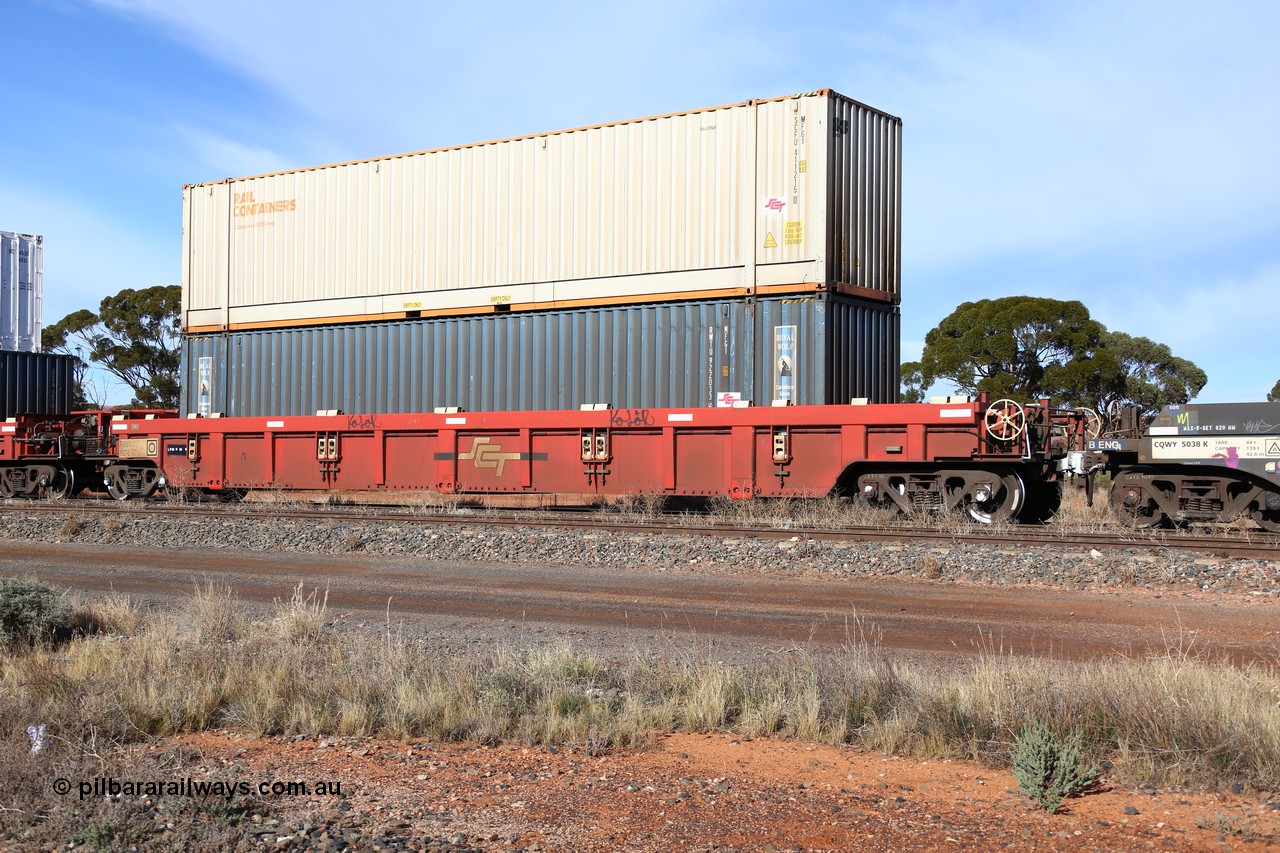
[605,493,673,522]
[3,588,1278,847]
[704,493,907,531]
[56,515,90,539]
[1,587,1276,804]
[1053,479,1117,531]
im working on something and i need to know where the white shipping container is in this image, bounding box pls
[182,90,901,333]
[0,231,42,352]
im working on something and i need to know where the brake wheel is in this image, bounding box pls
[984,399,1026,443]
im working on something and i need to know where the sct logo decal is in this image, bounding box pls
[434,439,549,476]
[762,197,786,213]
[458,437,523,477]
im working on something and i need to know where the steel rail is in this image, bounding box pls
[5,499,1280,560]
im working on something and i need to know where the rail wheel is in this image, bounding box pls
[1109,468,1166,528]
[45,468,75,500]
[161,485,199,503]
[958,468,1025,524]
[1253,510,1280,533]
[105,474,131,501]
[1253,490,1280,532]
[0,476,15,499]
[1018,481,1063,524]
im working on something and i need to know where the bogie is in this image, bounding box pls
[850,465,1031,524]
[103,465,162,501]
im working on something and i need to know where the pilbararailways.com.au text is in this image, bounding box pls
[52,776,344,800]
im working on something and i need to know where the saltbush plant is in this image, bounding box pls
[0,577,73,647]
[1011,721,1100,812]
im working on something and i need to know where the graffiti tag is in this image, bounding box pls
[609,409,656,428]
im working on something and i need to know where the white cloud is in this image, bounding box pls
[174,124,296,179]
[85,0,769,152]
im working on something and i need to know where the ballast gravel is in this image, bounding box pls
[0,507,1276,599]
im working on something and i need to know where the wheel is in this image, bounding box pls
[984,399,1026,443]
[963,469,1025,524]
[45,468,75,500]
[1109,468,1166,528]
[0,476,14,499]
[1253,492,1280,532]
[104,471,131,501]
[162,485,200,503]
[1253,510,1280,533]
[1077,407,1103,439]
[1018,481,1063,524]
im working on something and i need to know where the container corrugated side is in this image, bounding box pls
[0,351,72,419]
[825,94,902,301]
[182,91,902,333]
[824,294,900,405]
[180,293,898,417]
[1,231,43,353]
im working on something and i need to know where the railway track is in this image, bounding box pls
[6,496,1280,560]
[4,496,1277,667]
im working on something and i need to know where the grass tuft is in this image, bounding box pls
[0,585,1277,845]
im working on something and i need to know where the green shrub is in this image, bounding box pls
[1011,721,1099,813]
[0,577,72,647]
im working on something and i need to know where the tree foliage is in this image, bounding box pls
[1269,380,1280,403]
[917,297,1117,403]
[43,285,181,408]
[915,296,1206,414]
[1090,331,1207,420]
[900,361,927,403]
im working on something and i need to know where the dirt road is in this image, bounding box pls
[6,541,1276,664]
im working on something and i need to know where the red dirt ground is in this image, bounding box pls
[168,730,1280,851]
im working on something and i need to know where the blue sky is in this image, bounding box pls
[4,0,1278,403]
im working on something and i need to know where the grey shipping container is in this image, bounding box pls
[0,351,73,419]
[181,293,899,417]
[1,231,43,353]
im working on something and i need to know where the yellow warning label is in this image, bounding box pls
[785,221,803,245]
[799,160,807,173]
[764,232,777,249]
